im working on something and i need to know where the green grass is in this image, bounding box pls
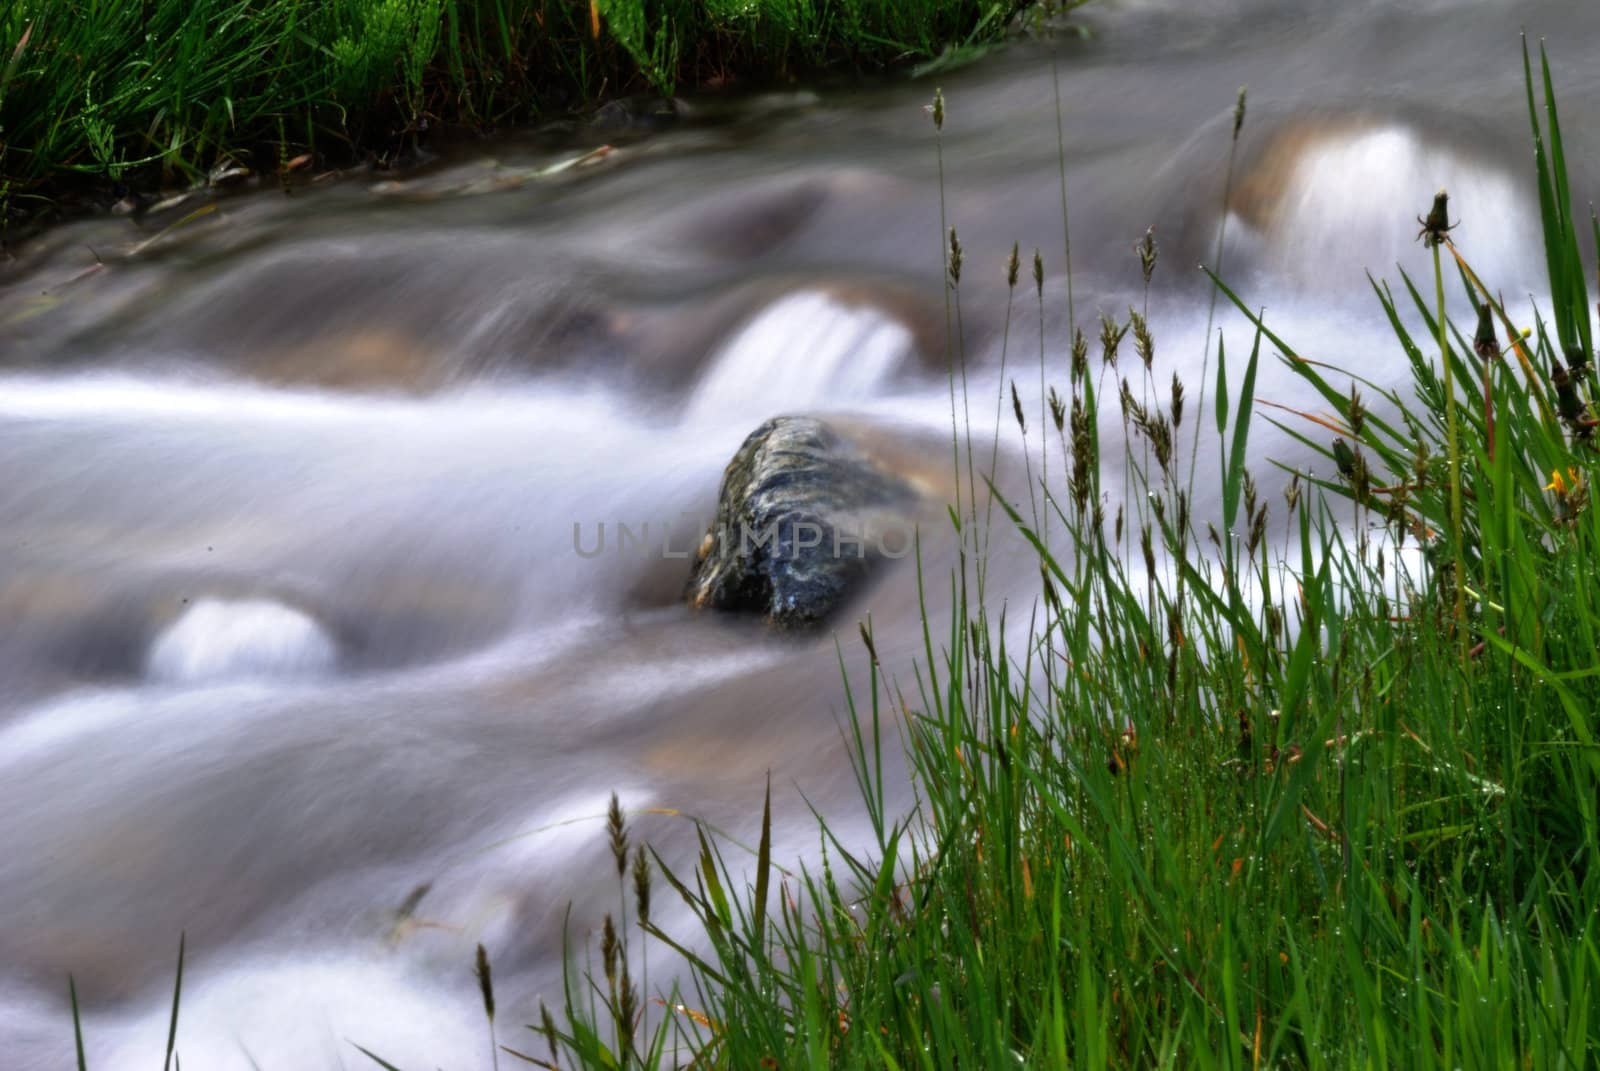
[0,0,1042,224]
[523,37,1600,1070]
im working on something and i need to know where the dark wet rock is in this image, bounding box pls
[687,416,921,629]
[590,96,689,132]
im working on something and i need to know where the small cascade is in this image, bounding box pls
[1241,123,1533,290]
[145,598,339,684]
[682,291,913,424]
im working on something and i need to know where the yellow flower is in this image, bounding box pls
[1546,467,1583,495]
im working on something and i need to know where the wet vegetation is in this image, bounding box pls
[0,0,1045,224]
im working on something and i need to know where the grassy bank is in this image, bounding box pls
[521,40,1600,1070]
[0,0,1038,224]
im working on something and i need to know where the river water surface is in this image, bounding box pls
[1,0,1596,1066]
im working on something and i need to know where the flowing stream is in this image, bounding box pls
[0,0,1595,1066]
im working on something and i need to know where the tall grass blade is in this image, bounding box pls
[350,1042,407,1070]
[69,975,87,1071]
[753,776,772,955]
[162,933,185,1071]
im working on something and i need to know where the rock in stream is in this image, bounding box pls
[686,416,922,629]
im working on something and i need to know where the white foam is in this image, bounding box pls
[74,956,483,1071]
[0,371,646,430]
[1257,124,1533,291]
[684,291,913,423]
[146,598,339,684]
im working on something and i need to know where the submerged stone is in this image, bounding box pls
[686,416,920,629]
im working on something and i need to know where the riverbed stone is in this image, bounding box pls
[686,416,921,629]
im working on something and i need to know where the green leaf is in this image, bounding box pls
[1221,322,1262,529]
[752,775,771,955]
[1214,331,1229,436]
[69,975,87,1071]
[698,827,732,930]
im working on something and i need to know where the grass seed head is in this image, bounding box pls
[602,914,619,987]
[633,843,652,928]
[1417,189,1455,247]
[1150,414,1173,475]
[1070,397,1093,511]
[541,1002,559,1065]
[1564,342,1591,378]
[1100,313,1127,366]
[1412,438,1432,485]
[1474,303,1501,362]
[1130,309,1154,370]
[1330,438,1371,501]
[1137,226,1158,286]
[1347,383,1366,436]
[618,964,639,1059]
[1385,481,1412,539]
[1550,356,1595,438]
[1248,502,1268,556]
[474,943,495,1023]
[607,792,628,880]
[858,620,878,664]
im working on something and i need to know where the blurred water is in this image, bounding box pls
[145,598,340,683]
[0,0,1594,1066]
[683,291,914,424]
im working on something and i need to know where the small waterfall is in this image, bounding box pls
[146,598,339,684]
[682,291,913,424]
[1242,123,1534,290]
